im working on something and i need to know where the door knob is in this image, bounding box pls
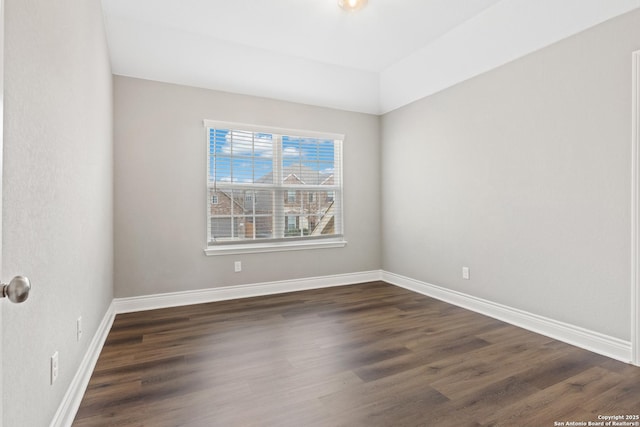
[1,276,31,303]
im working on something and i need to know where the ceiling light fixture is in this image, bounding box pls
[338,0,368,12]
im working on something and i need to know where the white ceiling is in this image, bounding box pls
[102,0,502,72]
[102,0,640,114]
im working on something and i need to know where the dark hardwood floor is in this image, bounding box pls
[73,281,640,426]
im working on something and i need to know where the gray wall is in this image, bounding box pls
[382,9,640,341]
[113,76,381,298]
[3,0,113,425]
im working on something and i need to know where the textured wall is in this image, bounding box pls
[382,9,640,340]
[3,0,113,425]
[113,76,381,298]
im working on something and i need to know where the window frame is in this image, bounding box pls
[203,120,347,256]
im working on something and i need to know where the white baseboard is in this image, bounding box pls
[49,301,116,427]
[382,271,633,364]
[111,269,632,362]
[114,270,383,314]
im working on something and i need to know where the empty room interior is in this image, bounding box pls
[3,0,640,426]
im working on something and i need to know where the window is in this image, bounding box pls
[327,191,335,202]
[286,215,296,231]
[204,120,345,254]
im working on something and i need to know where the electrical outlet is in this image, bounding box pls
[51,351,59,385]
[234,261,242,273]
[77,316,83,341]
[462,267,470,280]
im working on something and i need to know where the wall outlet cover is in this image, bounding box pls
[51,351,59,385]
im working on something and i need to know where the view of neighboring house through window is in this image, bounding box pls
[205,121,343,248]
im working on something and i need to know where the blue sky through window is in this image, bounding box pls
[208,128,335,184]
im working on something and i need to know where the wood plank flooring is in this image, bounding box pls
[73,281,640,426]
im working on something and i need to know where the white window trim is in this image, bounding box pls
[203,120,344,141]
[203,120,346,255]
[204,237,347,256]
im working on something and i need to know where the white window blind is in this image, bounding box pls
[205,121,344,249]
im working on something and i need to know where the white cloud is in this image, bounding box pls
[283,147,300,157]
[221,131,273,157]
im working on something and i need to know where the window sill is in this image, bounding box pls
[204,239,347,256]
